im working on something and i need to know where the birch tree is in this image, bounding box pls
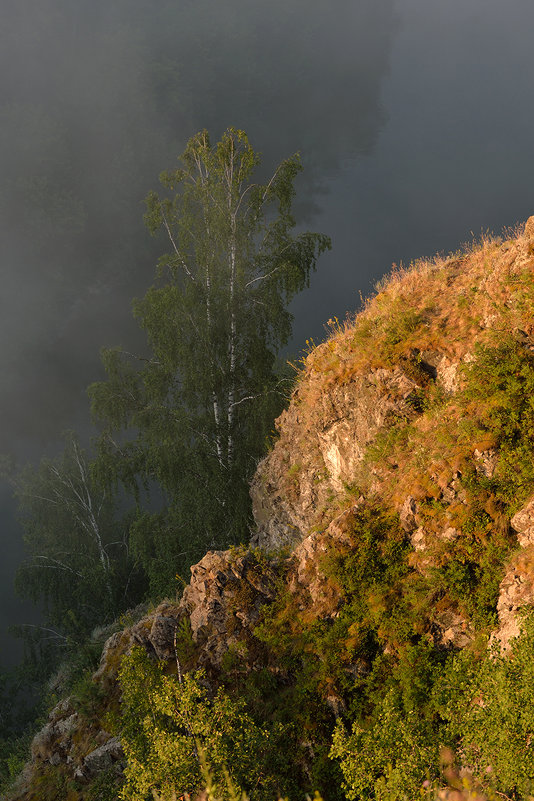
[13,432,144,642]
[90,128,330,592]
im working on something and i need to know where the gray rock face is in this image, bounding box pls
[491,496,534,651]
[251,365,426,550]
[30,701,78,763]
[21,699,123,797]
[149,603,186,661]
[182,549,278,666]
[287,506,356,617]
[492,523,534,651]
[473,448,498,479]
[399,496,417,532]
[511,497,534,548]
[83,737,124,778]
[435,356,459,394]
[432,608,474,650]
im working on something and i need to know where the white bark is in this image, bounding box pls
[205,257,224,467]
[21,439,115,600]
[227,212,237,467]
[226,139,238,467]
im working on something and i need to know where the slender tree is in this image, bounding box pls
[12,433,142,642]
[90,128,330,593]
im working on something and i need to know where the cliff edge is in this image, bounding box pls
[10,218,534,801]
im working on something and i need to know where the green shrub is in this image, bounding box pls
[118,646,286,801]
[442,617,534,798]
[463,337,534,509]
[331,689,439,801]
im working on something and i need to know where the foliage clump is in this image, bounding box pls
[89,127,330,596]
[118,646,287,801]
[8,180,534,800]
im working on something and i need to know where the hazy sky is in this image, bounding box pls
[1,0,534,666]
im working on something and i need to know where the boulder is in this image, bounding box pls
[83,737,124,778]
[181,549,278,667]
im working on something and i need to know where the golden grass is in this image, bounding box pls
[294,222,534,412]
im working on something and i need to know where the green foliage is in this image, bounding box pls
[70,671,106,725]
[118,646,286,801]
[331,688,439,801]
[310,324,534,800]
[443,618,534,798]
[86,768,123,801]
[351,299,432,366]
[15,224,534,801]
[232,501,532,800]
[13,432,142,635]
[355,335,534,632]
[329,610,534,801]
[0,730,33,796]
[323,507,414,649]
[462,336,534,509]
[90,127,330,594]
[246,505,423,797]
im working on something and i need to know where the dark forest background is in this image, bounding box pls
[1,0,534,670]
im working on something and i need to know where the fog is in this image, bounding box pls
[1,0,534,667]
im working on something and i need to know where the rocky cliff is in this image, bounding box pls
[10,218,534,801]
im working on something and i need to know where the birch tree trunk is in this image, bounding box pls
[90,126,331,592]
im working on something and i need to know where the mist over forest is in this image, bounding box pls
[0,0,394,445]
[1,0,534,730]
[0,0,396,667]
[2,2,534,799]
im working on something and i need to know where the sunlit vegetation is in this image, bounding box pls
[5,175,534,798]
[89,127,330,597]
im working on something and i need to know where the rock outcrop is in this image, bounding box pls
[12,549,281,799]
[11,217,534,800]
[250,365,427,549]
[492,497,534,651]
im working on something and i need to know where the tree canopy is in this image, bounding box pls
[89,128,330,593]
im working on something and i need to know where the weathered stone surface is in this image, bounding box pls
[411,526,427,552]
[30,700,77,762]
[30,721,57,762]
[251,365,427,550]
[441,526,459,542]
[287,506,357,617]
[93,630,129,684]
[410,524,457,558]
[511,497,534,548]
[83,737,124,778]
[181,549,278,666]
[88,551,279,706]
[149,602,185,660]
[492,546,534,651]
[56,713,78,739]
[436,356,460,394]
[399,496,417,532]
[432,608,474,649]
[491,497,534,651]
[473,448,498,479]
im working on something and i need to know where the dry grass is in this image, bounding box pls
[266,219,534,554]
[286,223,534,456]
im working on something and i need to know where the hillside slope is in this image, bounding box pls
[10,217,534,801]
